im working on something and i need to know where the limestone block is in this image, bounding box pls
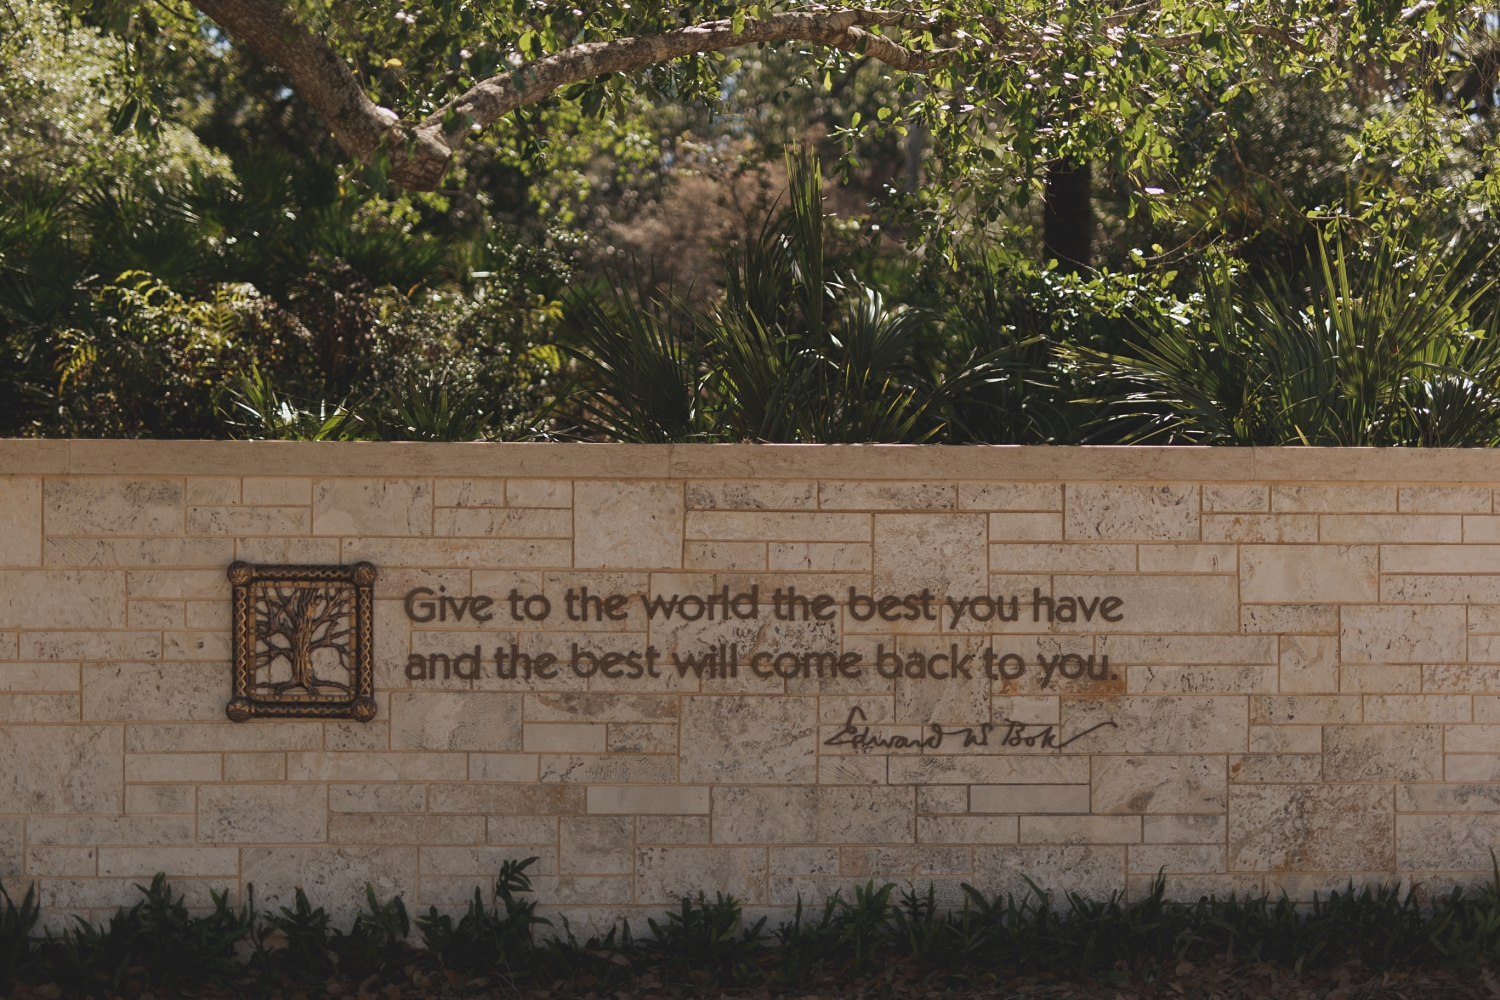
[1398,815,1500,872]
[0,725,121,813]
[958,483,1062,511]
[1239,545,1378,603]
[27,816,193,846]
[1279,635,1339,693]
[1399,486,1492,513]
[1099,635,1276,665]
[1320,514,1460,543]
[876,512,990,599]
[327,720,387,751]
[430,784,584,814]
[637,846,770,903]
[1229,785,1393,871]
[1062,697,1247,754]
[1341,605,1465,664]
[329,815,484,844]
[241,846,416,923]
[0,663,80,692]
[488,816,559,843]
[125,784,194,814]
[539,754,676,783]
[1383,575,1500,604]
[187,506,311,535]
[1052,575,1238,633]
[1445,725,1500,753]
[686,511,869,542]
[127,721,321,752]
[1271,485,1396,512]
[0,694,78,722]
[1143,815,1225,844]
[586,785,708,814]
[917,816,1018,844]
[82,663,225,721]
[767,542,871,571]
[769,846,839,875]
[1363,694,1470,723]
[126,569,228,600]
[989,543,1136,573]
[45,479,184,535]
[329,783,425,813]
[186,601,229,629]
[46,537,234,567]
[636,816,710,844]
[509,480,573,508]
[1465,517,1500,543]
[26,847,94,877]
[819,756,887,784]
[970,845,1124,900]
[161,631,231,661]
[1343,661,1424,693]
[98,847,237,877]
[685,481,817,510]
[288,752,465,781]
[969,785,1088,814]
[186,478,239,504]
[1091,756,1226,814]
[1241,604,1339,634]
[125,602,181,629]
[525,724,606,753]
[1064,484,1199,541]
[560,816,633,874]
[0,570,125,629]
[1444,755,1500,781]
[448,751,529,782]
[1202,485,1268,512]
[1250,695,1361,726]
[1381,544,1500,574]
[1228,754,1322,783]
[125,753,221,782]
[1020,815,1142,844]
[711,786,913,844]
[606,724,676,753]
[1137,544,1235,573]
[1201,514,1318,543]
[0,478,41,566]
[978,512,1060,544]
[575,482,684,569]
[841,845,971,876]
[888,755,1088,785]
[992,696,1060,725]
[1128,845,1224,875]
[1323,725,1441,781]
[819,483,955,510]
[434,508,572,538]
[199,785,327,843]
[679,695,815,783]
[312,478,432,536]
[687,541,768,570]
[918,786,968,814]
[391,692,522,751]
[525,693,677,723]
[1395,783,1500,812]
[242,477,312,505]
[1129,665,1276,694]
[344,537,570,568]
[422,846,557,876]
[235,537,340,564]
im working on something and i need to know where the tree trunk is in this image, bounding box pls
[1043,159,1093,274]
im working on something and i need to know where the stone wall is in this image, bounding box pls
[4,441,1500,929]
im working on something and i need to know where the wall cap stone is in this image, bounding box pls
[4,440,1500,481]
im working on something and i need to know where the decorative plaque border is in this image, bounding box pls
[226,561,378,723]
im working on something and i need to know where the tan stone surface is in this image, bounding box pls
[17,442,1500,918]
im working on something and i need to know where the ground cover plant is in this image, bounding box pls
[6,863,1500,998]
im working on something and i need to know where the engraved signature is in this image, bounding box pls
[821,705,1118,753]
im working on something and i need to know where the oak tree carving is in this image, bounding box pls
[253,583,355,698]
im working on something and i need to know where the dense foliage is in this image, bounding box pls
[10,866,1500,995]
[4,0,1500,442]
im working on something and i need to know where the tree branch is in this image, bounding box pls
[391,9,957,188]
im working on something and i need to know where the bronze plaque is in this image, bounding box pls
[226,561,377,722]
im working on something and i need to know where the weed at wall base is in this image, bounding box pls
[6,860,1500,993]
